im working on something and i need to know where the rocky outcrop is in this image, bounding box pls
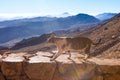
[0,51,120,80]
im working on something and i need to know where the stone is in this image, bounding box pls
[24,62,56,80]
[97,66,120,74]
[23,52,56,80]
[91,75,103,80]
[0,72,5,80]
[53,63,97,80]
[104,27,108,30]
[112,35,117,39]
[0,53,30,80]
[103,74,120,80]
[1,62,23,80]
[0,51,120,80]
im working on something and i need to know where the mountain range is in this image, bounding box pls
[11,13,120,58]
[0,13,100,44]
[96,13,117,21]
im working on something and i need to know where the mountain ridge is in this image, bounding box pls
[0,13,100,44]
[11,13,120,58]
[96,13,117,20]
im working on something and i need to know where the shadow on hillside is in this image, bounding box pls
[91,37,120,57]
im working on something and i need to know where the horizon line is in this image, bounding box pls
[0,12,118,19]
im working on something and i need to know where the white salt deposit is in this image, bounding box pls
[2,53,25,62]
[28,51,52,63]
[3,57,24,62]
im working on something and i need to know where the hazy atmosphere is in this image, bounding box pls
[0,0,120,18]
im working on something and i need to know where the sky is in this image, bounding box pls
[0,0,120,18]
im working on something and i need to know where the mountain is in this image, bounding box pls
[11,34,51,50]
[96,13,117,21]
[55,12,71,17]
[11,13,120,58]
[0,16,57,28]
[78,13,120,58]
[0,13,100,44]
[0,18,6,21]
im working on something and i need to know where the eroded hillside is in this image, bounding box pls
[77,13,120,58]
[11,13,120,59]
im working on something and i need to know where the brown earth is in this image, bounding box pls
[78,13,120,58]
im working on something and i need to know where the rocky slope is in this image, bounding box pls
[11,13,120,59]
[77,13,120,58]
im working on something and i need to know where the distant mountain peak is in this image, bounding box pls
[55,12,71,17]
[75,13,93,17]
[62,12,70,15]
[96,13,118,21]
[71,13,100,23]
[76,13,89,16]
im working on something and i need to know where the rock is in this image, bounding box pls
[0,53,30,80]
[24,62,56,80]
[104,27,108,30]
[0,56,5,80]
[97,66,120,74]
[0,51,120,80]
[112,35,117,39]
[0,49,11,58]
[119,36,120,39]
[0,72,5,80]
[91,75,103,80]
[23,52,56,80]
[104,74,120,80]
[53,63,96,80]
[1,61,22,80]
[1,61,29,80]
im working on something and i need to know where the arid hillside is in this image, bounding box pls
[11,13,120,58]
[77,13,120,58]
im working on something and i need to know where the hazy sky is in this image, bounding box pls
[0,0,120,17]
